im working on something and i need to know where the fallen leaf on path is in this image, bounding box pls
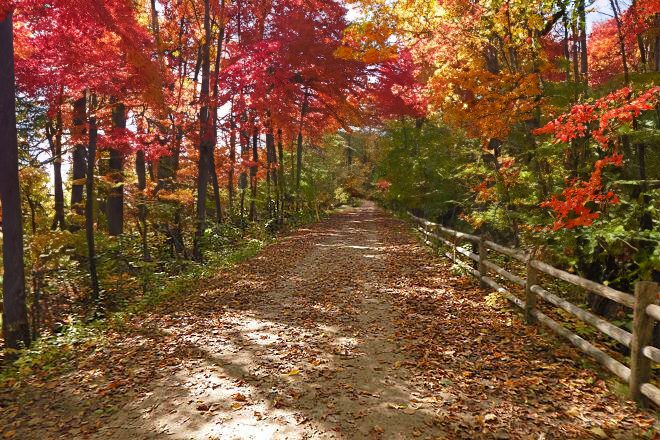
[484,413,497,423]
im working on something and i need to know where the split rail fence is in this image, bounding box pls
[409,213,660,407]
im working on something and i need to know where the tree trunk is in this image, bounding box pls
[210,0,226,225]
[277,129,285,222]
[156,130,180,192]
[48,95,66,230]
[266,121,277,219]
[210,152,223,223]
[578,0,588,81]
[0,13,30,351]
[86,95,101,310]
[228,112,236,217]
[71,95,87,223]
[107,101,125,236]
[296,88,310,198]
[193,0,212,261]
[562,18,571,81]
[249,125,259,222]
[610,0,630,85]
[239,124,249,227]
[136,150,150,261]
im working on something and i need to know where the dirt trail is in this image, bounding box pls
[0,203,656,439]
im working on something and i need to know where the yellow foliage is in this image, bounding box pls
[158,189,196,206]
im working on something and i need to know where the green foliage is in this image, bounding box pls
[374,117,475,225]
[1,236,265,384]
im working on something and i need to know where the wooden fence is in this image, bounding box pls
[409,213,660,407]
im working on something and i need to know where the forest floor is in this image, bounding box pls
[0,202,657,439]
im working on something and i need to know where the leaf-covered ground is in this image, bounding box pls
[0,203,657,439]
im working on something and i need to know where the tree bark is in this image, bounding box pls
[610,0,630,85]
[193,0,212,261]
[71,95,87,224]
[249,125,259,222]
[86,95,101,309]
[239,121,249,226]
[48,92,66,230]
[578,0,588,80]
[136,149,150,260]
[277,129,285,222]
[0,13,30,350]
[210,0,226,225]
[266,121,277,219]
[228,111,236,217]
[107,101,125,236]
[210,152,223,223]
[296,88,310,197]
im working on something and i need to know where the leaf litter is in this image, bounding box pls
[0,202,656,439]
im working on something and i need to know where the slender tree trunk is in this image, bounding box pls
[136,149,150,260]
[296,88,310,198]
[277,129,285,222]
[157,128,186,257]
[86,95,101,309]
[0,13,30,350]
[48,95,66,230]
[193,0,212,261]
[571,23,581,101]
[228,112,236,217]
[107,100,125,236]
[610,0,630,85]
[210,152,223,223]
[290,136,295,194]
[210,0,226,225]
[71,95,87,223]
[156,132,180,192]
[249,125,259,221]
[239,124,249,227]
[562,18,571,81]
[266,121,276,219]
[150,0,163,65]
[578,0,588,81]
[631,0,648,71]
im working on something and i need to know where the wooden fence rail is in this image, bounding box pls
[409,212,660,407]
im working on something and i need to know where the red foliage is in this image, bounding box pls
[373,50,428,119]
[589,0,660,85]
[536,86,659,229]
[541,154,622,230]
[376,179,392,191]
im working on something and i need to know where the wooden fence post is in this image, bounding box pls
[630,281,658,405]
[478,235,488,288]
[525,251,538,324]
